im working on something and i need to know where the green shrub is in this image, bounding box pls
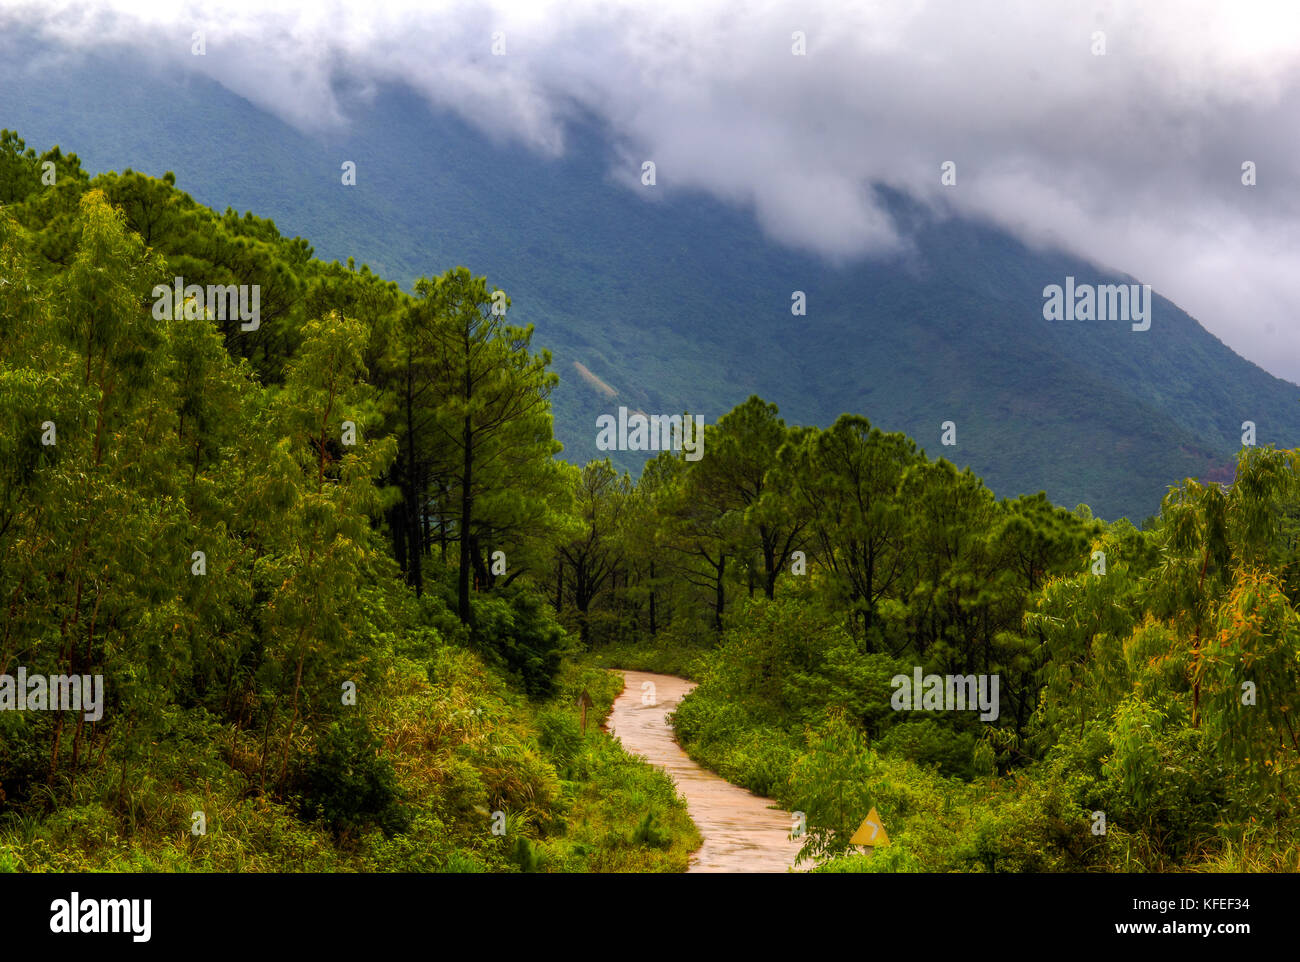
[293,719,409,839]
[875,719,978,779]
[632,811,670,848]
[536,706,584,765]
[470,587,570,697]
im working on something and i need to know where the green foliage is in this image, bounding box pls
[787,713,882,863]
[652,442,1300,872]
[0,138,696,876]
[292,719,409,839]
[874,719,977,779]
[631,811,669,848]
[3,128,1296,876]
[469,587,569,698]
[585,638,711,680]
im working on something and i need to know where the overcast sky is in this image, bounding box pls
[6,0,1300,381]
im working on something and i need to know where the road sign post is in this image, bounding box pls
[850,807,890,854]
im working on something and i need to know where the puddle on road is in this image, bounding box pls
[606,670,806,873]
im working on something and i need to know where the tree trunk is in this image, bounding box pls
[648,561,657,635]
[714,554,726,632]
[404,350,423,596]
[763,538,777,600]
[457,411,473,624]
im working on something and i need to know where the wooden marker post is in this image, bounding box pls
[577,689,594,733]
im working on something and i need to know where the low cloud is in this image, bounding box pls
[5,0,1300,379]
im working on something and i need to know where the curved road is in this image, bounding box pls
[606,670,805,873]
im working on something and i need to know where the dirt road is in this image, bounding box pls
[606,670,805,873]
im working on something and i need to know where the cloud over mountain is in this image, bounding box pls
[5,0,1300,380]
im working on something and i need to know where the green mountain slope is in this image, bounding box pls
[3,41,1294,519]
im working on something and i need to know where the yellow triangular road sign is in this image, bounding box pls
[850,807,889,847]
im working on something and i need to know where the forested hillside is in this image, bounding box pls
[5,44,1300,520]
[1,132,1296,874]
[0,132,700,872]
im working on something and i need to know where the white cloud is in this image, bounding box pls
[4,0,1300,379]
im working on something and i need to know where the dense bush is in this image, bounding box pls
[293,719,409,840]
[469,587,570,698]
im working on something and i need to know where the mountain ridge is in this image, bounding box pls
[3,40,1295,519]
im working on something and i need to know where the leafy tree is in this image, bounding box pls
[689,396,804,601]
[556,460,630,644]
[254,310,396,787]
[407,267,561,624]
[776,415,919,643]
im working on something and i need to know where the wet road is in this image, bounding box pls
[606,670,805,873]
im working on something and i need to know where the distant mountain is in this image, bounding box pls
[4,40,1297,519]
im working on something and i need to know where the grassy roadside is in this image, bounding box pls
[610,632,1300,874]
[533,662,701,871]
[583,639,712,681]
[0,651,701,873]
